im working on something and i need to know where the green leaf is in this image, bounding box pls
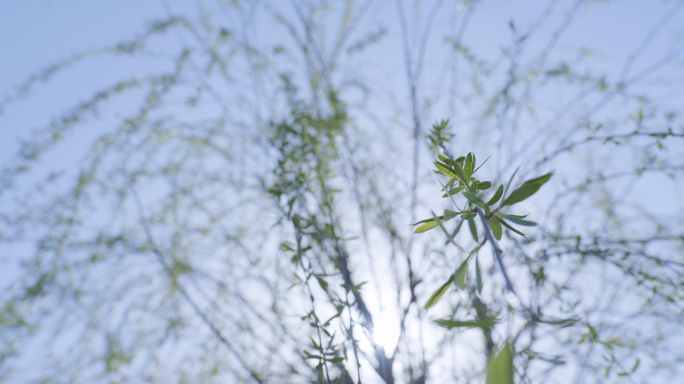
[444,209,460,221]
[453,257,470,289]
[336,370,347,384]
[489,217,502,240]
[446,219,464,245]
[468,217,478,241]
[486,342,514,384]
[478,181,492,190]
[442,186,467,197]
[414,221,438,233]
[411,216,443,226]
[432,210,454,243]
[502,172,553,207]
[632,358,640,373]
[306,352,324,360]
[437,154,452,164]
[465,153,473,183]
[435,317,498,329]
[463,191,489,213]
[475,256,483,294]
[424,277,453,309]
[454,162,468,184]
[498,214,537,226]
[537,317,579,327]
[279,242,295,252]
[434,161,457,178]
[486,185,504,206]
[498,217,526,237]
[315,275,329,293]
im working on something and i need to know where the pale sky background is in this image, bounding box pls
[1,1,683,382]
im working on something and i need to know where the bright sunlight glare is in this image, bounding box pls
[373,311,401,357]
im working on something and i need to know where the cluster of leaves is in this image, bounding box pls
[267,86,355,384]
[413,130,552,242]
[413,121,555,383]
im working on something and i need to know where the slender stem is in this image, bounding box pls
[475,207,536,320]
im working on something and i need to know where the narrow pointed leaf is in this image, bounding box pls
[424,277,453,309]
[473,155,491,173]
[463,191,489,214]
[489,216,503,240]
[486,185,504,206]
[468,217,478,241]
[411,216,444,226]
[537,317,579,327]
[435,317,498,329]
[454,162,468,184]
[476,256,483,294]
[502,172,553,207]
[414,221,438,233]
[498,217,526,237]
[486,343,514,384]
[444,209,460,221]
[465,153,473,183]
[499,214,537,226]
[453,257,470,289]
[446,219,464,245]
[431,210,452,240]
[502,166,521,206]
[442,186,467,197]
[434,161,457,178]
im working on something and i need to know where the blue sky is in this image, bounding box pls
[1,1,683,382]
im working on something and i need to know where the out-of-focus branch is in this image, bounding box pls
[475,207,537,320]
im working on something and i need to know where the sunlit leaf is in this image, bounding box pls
[414,221,438,233]
[435,161,457,178]
[465,153,473,183]
[486,342,514,384]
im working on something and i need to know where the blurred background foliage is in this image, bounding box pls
[1,0,684,383]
